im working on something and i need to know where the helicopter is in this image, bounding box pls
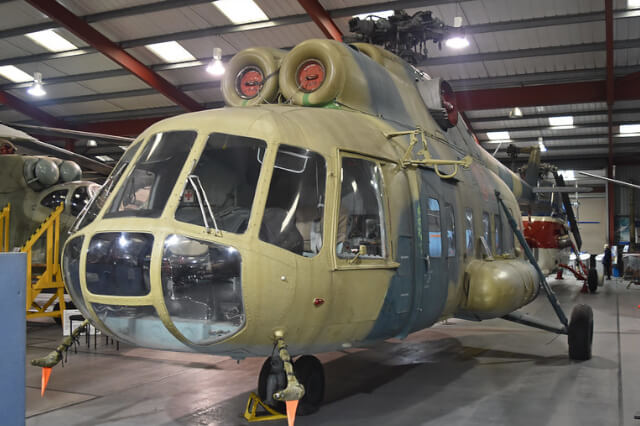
[52,38,595,419]
[0,123,107,255]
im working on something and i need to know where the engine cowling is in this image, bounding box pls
[222,47,287,106]
[416,78,459,130]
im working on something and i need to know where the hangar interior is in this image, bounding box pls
[0,0,639,425]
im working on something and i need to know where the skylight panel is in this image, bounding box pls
[0,65,33,83]
[145,41,196,63]
[26,29,77,52]
[486,131,510,141]
[548,116,574,127]
[213,0,268,24]
[620,124,640,134]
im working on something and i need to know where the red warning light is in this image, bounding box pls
[296,60,325,93]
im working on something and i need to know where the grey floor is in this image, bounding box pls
[25,276,640,426]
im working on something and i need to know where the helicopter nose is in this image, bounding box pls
[62,232,246,348]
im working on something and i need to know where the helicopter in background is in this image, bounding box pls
[41,33,599,421]
[0,123,115,255]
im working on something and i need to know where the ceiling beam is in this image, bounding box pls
[456,70,640,111]
[0,90,67,127]
[24,0,203,112]
[298,0,343,41]
[468,107,640,123]
[80,117,168,137]
[422,38,640,67]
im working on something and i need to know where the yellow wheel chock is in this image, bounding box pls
[243,392,287,422]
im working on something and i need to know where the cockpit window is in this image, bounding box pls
[175,133,266,234]
[70,185,99,216]
[71,139,143,232]
[40,189,68,209]
[337,157,386,259]
[260,145,326,256]
[105,131,197,218]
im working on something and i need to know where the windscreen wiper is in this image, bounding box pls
[188,174,222,236]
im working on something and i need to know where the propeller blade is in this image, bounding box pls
[577,171,640,190]
[285,400,299,426]
[41,367,52,397]
[552,171,582,251]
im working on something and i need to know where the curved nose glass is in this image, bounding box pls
[162,234,244,344]
[86,232,153,296]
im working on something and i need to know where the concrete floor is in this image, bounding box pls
[25,276,640,426]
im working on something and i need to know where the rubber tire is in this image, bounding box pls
[587,268,598,293]
[293,355,325,416]
[568,304,594,361]
[257,357,285,414]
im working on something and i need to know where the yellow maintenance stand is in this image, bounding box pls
[0,203,9,252]
[21,203,66,321]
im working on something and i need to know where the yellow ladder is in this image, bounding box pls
[21,203,66,320]
[0,203,9,252]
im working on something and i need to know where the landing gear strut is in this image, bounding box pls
[249,333,325,421]
[497,191,594,361]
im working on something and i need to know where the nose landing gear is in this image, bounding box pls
[245,333,325,422]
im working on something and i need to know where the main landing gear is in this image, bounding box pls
[245,333,325,422]
[497,191,594,361]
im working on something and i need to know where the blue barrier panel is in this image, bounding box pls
[0,253,26,426]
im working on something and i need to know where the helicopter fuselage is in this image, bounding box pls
[62,104,538,359]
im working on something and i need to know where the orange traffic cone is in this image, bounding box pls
[41,367,52,397]
[285,400,299,426]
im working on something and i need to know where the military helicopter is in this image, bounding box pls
[54,38,595,419]
[0,123,110,254]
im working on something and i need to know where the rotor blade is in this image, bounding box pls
[577,171,640,190]
[552,171,582,251]
[533,187,593,193]
[10,137,112,176]
[2,122,134,144]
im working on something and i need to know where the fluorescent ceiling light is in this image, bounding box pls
[629,0,640,8]
[26,29,77,52]
[558,170,575,181]
[145,41,196,63]
[96,155,115,162]
[352,10,394,20]
[213,0,268,24]
[487,131,510,141]
[549,116,573,127]
[0,65,34,83]
[620,123,640,134]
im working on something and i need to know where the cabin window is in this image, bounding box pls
[70,185,99,216]
[482,212,490,252]
[106,131,197,218]
[337,157,386,259]
[427,198,441,257]
[175,133,266,234]
[495,214,502,254]
[40,189,68,209]
[464,208,474,257]
[260,145,326,256]
[445,203,455,257]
